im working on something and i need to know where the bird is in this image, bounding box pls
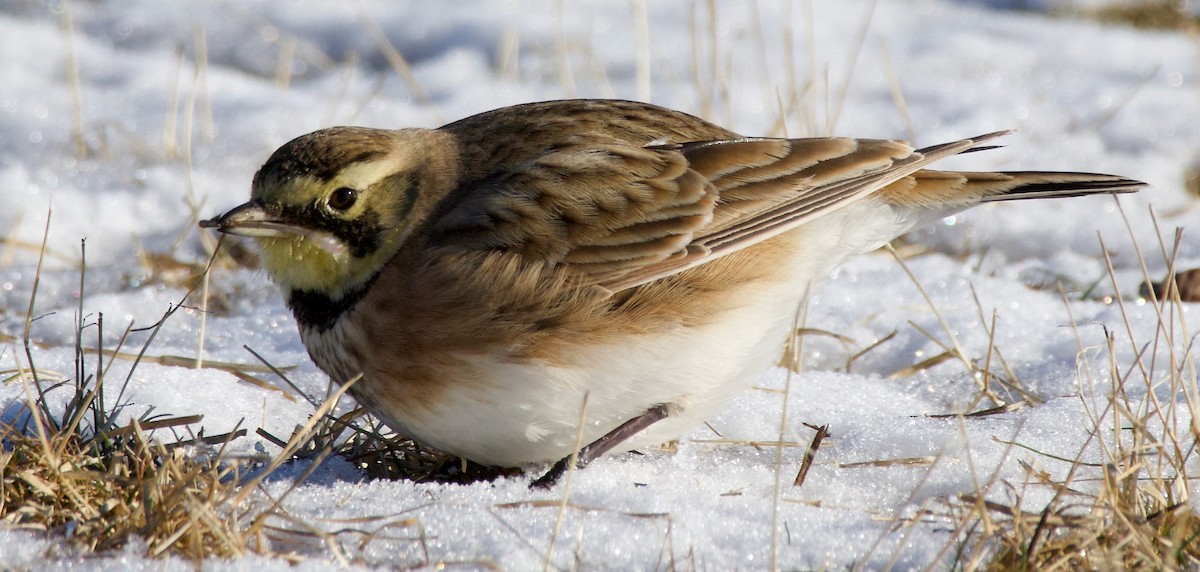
[201,99,1145,485]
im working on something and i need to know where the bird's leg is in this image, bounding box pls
[530,404,671,489]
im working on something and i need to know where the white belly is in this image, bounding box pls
[421,285,800,466]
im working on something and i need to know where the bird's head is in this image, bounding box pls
[201,127,454,301]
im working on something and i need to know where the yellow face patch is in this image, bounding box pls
[256,225,408,299]
[258,234,348,295]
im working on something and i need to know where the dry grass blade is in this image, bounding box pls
[22,209,54,426]
[793,424,828,488]
[542,391,589,572]
[838,456,936,469]
[925,402,1028,420]
[59,0,87,158]
[0,237,76,266]
[889,349,955,379]
[826,0,876,135]
[846,329,895,373]
[355,4,438,121]
[771,303,806,571]
[83,347,294,375]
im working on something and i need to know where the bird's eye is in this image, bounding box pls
[328,187,358,211]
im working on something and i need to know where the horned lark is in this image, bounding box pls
[202,99,1144,484]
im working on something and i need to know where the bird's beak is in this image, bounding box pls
[199,201,302,238]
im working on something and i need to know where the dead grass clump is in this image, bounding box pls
[1090,1,1200,32]
[981,485,1200,571]
[1,407,252,558]
[935,208,1200,571]
[1,228,260,559]
[966,365,1200,571]
[256,400,512,485]
[954,416,1200,572]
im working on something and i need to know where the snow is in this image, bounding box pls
[0,0,1195,569]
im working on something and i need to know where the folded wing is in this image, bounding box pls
[428,132,1145,292]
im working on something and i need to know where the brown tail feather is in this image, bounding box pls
[977,171,1147,202]
[880,169,1145,209]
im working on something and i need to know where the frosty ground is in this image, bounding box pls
[0,0,1195,569]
